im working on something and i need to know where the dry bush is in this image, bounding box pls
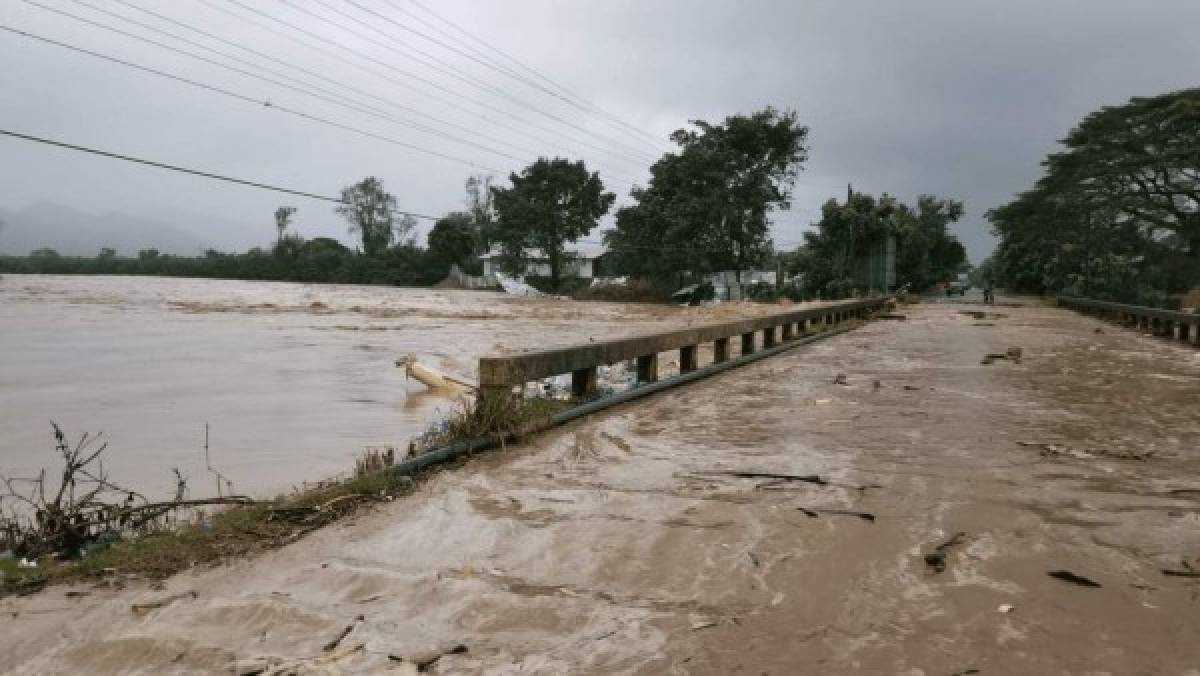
[355,447,395,477]
[1,423,249,562]
[412,394,570,454]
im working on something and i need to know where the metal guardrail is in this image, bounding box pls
[1058,296,1200,345]
[478,296,890,399]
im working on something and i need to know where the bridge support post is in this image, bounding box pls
[714,337,730,363]
[636,354,659,384]
[572,367,597,398]
[680,345,698,373]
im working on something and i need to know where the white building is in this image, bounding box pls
[480,242,606,280]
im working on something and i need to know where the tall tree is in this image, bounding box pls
[491,158,614,285]
[990,88,1200,302]
[606,108,809,282]
[893,196,966,291]
[464,173,496,252]
[427,211,478,272]
[336,177,397,257]
[796,191,901,298]
[273,206,296,244]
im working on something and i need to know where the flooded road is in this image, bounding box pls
[0,275,747,498]
[5,300,1199,674]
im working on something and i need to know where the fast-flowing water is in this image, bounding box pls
[0,274,696,499]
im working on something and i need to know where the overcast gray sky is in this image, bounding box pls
[2,0,1198,260]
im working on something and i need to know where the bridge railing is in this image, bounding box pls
[478,296,890,400]
[1058,296,1200,346]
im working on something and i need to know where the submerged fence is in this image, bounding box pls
[1058,296,1200,346]
[478,297,890,401]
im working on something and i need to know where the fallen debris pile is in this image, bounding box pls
[796,507,876,522]
[1,423,253,564]
[2,428,414,597]
[924,532,967,573]
[982,347,1023,365]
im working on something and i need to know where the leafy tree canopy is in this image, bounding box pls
[989,88,1199,303]
[792,190,965,298]
[491,158,614,285]
[336,177,399,257]
[605,108,809,282]
[427,211,478,273]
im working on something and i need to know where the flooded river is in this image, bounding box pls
[0,275,712,498]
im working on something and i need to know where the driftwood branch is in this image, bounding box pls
[1,424,253,560]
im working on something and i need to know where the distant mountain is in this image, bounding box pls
[0,202,213,256]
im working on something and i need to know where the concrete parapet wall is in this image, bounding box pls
[479,297,888,392]
[1058,296,1200,346]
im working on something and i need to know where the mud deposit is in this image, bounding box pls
[5,300,1200,674]
[0,275,795,498]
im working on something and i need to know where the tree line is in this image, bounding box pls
[2,106,969,299]
[986,88,1199,307]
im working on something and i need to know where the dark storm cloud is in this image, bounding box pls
[1,0,1197,259]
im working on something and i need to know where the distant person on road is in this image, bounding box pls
[983,286,994,304]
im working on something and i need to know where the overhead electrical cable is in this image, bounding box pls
[60,0,641,184]
[0,128,438,219]
[398,0,669,150]
[194,0,646,180]
[0,23,509,175]
[212,0,653,173]
[102,0,579,164]
[278,0,659,165]
[27,0,537,167]
[343,0,666,156]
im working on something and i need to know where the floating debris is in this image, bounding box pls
[924,532,967,573]
[1047,569,1102,587]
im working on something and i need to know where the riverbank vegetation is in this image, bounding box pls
[0,425,415,597]
[1,107,973,298]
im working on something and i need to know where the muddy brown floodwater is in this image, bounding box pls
[0,275,794,498]
[5,298,1200,674]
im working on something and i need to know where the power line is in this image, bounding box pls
[399,0,669,151]
[105,0,566,165]
[217,0,654,173]
[29,0,539,168]
[193,0,644,183]
[0,128,438,219]
[275,0,660,166]
[345,0,666,157]
[58,0,639,186]
[0,24,525,175]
